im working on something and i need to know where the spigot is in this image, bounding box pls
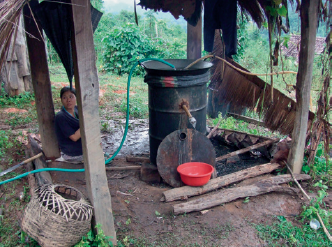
[182,105,196,129]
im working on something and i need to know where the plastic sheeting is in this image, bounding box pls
[30,0,102,86]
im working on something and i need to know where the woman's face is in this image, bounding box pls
[61,91,76,111]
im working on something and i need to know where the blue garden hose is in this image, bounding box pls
[0,58,175,186]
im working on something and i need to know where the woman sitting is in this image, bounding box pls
[55,86,83,163]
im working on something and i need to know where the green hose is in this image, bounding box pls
[0,58,174,186]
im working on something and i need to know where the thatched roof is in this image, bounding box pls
[282,35,326,58]
[138,0,299,28]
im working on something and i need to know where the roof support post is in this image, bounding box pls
[187,17,202,60]
[23,0,60,159]
[287,0,319,173]
[70,0,116,244]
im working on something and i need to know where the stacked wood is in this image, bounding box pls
[162,162,280,202]
[173,174,311,215]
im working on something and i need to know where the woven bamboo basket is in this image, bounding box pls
[21,184,93,247]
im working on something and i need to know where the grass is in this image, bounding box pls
[254,215,332,247]
[207,113,286,139]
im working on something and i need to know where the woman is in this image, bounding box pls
[55,86,83,163]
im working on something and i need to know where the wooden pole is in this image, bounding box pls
[70,0,116,244]
[287,0,319,173]
[187,17,202,59]
[23,0,60,159]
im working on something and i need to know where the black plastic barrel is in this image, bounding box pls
[142,59,213,165]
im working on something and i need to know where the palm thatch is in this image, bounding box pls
[0,0,27,73]
[213,56,315,135]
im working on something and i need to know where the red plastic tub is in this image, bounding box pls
[177,162,214,187]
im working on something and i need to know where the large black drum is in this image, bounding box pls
[142,59,213,165]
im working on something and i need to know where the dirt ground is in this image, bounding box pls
[46,119,317,246]
[48,157,307,247]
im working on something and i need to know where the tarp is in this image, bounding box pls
[30,0,102,87]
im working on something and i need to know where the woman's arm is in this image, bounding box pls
[69,128,81,142]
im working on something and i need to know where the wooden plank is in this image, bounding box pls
[187,17,202,60]
[23,1,60,159]
[126,156,150,163]
[288,0,319,174]
[215,139,278,162]
[173,174,311,215]
[70,0,116,243]
[162,163,280,202]
[105,166,141,171]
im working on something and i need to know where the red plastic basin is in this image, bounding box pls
[177,162,214,187]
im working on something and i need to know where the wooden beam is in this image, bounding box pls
[70,0,116,244]
[288,0,319,173]
[23,1,60,159]
[187,17,202,60]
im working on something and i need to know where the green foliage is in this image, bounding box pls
[102,23,159,75]
[0,130,15,158]
[74,224,115,247]
[5,113,33,128]
[0,85,34,107]
[100,10,186,75]
[118,97,148,119]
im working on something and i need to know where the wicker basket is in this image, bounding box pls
[21,184,93,247]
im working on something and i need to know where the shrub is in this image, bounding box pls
[102,23,159,75]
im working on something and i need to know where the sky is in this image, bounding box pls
[102,0,187,27]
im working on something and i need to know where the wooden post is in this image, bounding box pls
[23,1,60,159]
[187,17,202,59]
[287,0,319,174]
[70,0,116,244]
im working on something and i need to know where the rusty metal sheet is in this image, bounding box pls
[156,129,216,188]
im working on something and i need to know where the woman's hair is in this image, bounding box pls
[60,86,76,98]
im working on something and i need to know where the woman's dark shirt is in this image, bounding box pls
[55,106,82,156]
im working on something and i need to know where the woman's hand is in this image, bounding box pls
[69,128,81,142]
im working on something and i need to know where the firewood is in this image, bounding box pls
[173,174,310,215]
[162,163,280,202]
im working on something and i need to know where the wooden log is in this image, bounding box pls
[216,139,278,162]
[23,1,60,159]
[162,163,280,202]
[106,166,141,171]
[187,17,202,60]
[288,0,319,174]
[70,0,116,243]
[173,174,311,215]
[28,135,52,186]
[126,156,150,163]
